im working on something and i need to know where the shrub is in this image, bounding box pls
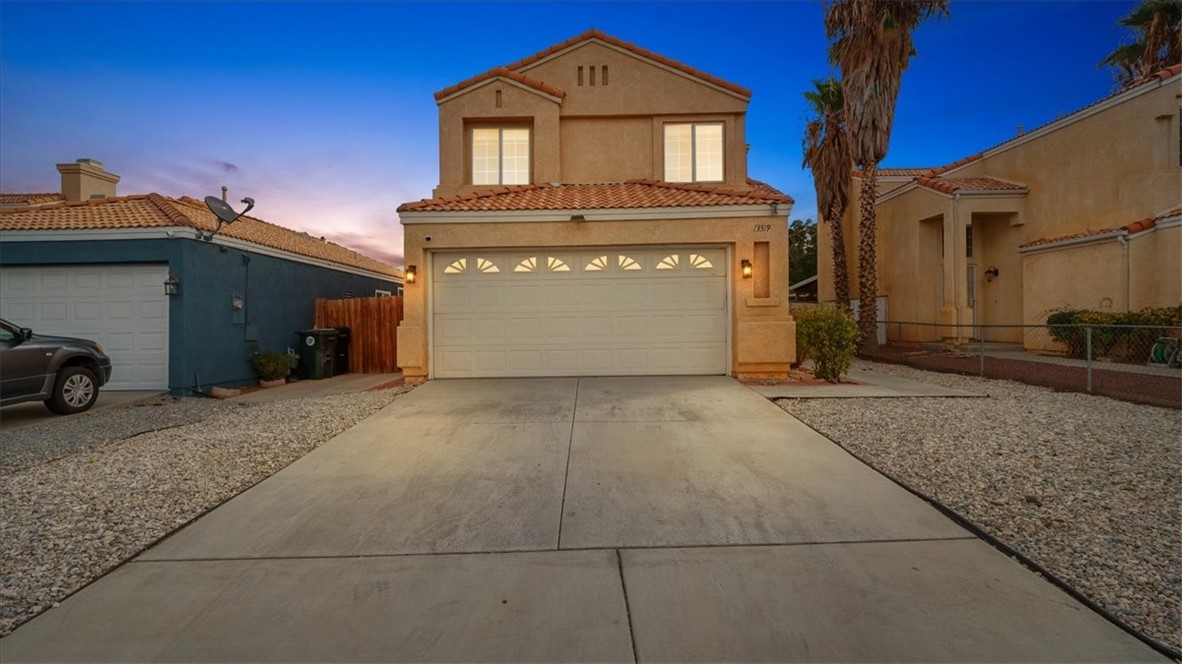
[251,351,293,381]
[1046,305,1181,359]
[796,307,860,383]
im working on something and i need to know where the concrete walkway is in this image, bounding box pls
[1,377,1164,662]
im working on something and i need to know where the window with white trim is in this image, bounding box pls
[472,127,530,185]
[664,122,723,183]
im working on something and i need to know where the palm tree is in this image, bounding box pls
[1100,0,1181,88]
[802,77,852,312]
[825,0,948,348]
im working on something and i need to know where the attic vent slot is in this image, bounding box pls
[602,66,608,86]
[495,90,502,108]
[589,65,596,86]
[578,66,584,86]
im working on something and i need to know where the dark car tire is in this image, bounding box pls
[46,366,100,414]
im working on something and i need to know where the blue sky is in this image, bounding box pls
[0,1,1135,265]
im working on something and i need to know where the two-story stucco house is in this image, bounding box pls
[396,30,794,381]
[819,64,1181,348]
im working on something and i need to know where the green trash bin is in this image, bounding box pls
[297,328,339,380]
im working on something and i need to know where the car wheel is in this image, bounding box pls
[46,366,99,414]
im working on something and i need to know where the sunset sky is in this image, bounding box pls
[0,1,1135,266]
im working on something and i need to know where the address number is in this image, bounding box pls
[753,224,772,232]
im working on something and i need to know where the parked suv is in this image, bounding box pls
[0,318,113,414]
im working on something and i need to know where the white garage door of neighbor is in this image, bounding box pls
[0,264,170,390]
[432,247,728,378]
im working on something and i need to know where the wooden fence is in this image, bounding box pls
[314,296,403,373]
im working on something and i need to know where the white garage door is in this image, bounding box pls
[0,264,170,390]
[432,247,727,378]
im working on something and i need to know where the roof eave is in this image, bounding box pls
[399,203,787,224]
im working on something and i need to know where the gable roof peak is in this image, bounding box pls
[435,28,752,103]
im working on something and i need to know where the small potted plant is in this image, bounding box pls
[251,351,293,388]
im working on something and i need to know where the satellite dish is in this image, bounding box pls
[205,196,239,223]
[200,195,256,241]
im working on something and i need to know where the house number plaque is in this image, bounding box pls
[753,224,772,232]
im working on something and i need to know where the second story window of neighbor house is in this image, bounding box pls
[664,122,723,183]
[473,127,530,185]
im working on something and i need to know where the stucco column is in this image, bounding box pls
[937,197,969,341]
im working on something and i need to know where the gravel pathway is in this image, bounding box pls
[777,360,1181,654]
[0,396,238,476]
[0,386,413,637]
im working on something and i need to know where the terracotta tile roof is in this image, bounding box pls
[874,168,938,177]
[435,29,751,102]
[915,176,1027,195]
[397,179,791,213]
[0,192,65,206]
[1019,205,1182,249]
[0,194,401,278]
[434,66,565,102]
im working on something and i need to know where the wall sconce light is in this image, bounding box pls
[405,265,416,284]
[164,275,180,296]
[231,294,245,311]
[741,259,753,279]
[984,266,999,282]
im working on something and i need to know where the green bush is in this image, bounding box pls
[796,307,860,383]
[251,351,293,381]
[1046,305,1181,359]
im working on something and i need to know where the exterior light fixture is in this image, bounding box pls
[984,266,999,282]
[405,265,416,284]
[164,275,180,296]
[741,259,753,279]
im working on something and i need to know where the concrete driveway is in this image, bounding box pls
[1,377,1164,662]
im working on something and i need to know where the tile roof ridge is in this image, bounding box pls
[145,193,198,228]
[1153,204,1182,220]
[505,29,751,98]
[434,65,566,101]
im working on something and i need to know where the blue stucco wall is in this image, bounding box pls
[0,237,400,393]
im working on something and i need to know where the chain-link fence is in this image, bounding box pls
[859,321,1182,409]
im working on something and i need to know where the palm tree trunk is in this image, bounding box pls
[857,163,879,349]
[827,202,851,313]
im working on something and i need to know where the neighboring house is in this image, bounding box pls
[789,275,818,303]
[396,29,794,380]
[819,64,1182,347]
[0,159,403,393]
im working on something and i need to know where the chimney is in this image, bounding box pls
[56,158,120,202]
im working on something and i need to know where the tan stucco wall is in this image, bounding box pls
[952,83,1180,241]
[435,84,561,197]
[434,39,751,196]
[560,117,653,182]
[819,79,1181,342]
[1130,224,1182,309]
[397,213,794,380]
[521,41,748,118]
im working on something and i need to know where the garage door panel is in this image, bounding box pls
[0,264,170,390]
[509,349,543,371]
[433,248,727,378]
[435,317,472,342]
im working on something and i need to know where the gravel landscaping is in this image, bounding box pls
[0,386,413,637]
[777,359,1181,654]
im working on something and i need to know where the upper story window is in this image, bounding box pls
[664,122,723,183]
[472,127,530,185]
